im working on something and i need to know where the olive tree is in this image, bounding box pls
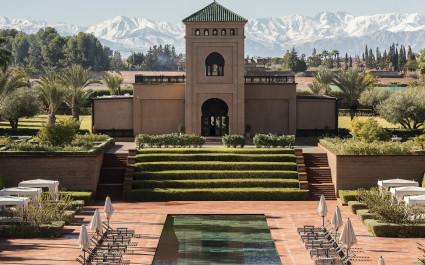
[378,86,425,129]
[359,88,393,113]
[0,88,40,129]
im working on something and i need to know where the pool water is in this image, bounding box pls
[152,215,282,265]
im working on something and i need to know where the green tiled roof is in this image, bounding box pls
[183,1,247,23]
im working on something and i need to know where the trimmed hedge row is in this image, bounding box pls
[134,170,299,180]
[356,209,378,222]
[137,148,294,154]
[338,190,358,205]
[125,188,309,201]
[136,134,205,148]
[0,221,65,238]
[135,153,296,163]
[132,178,299,189]
[365,219,425,237]
[222,135,245,148]
[135,161,297,171]
[348,201,368,214]
[60,191,92,204]
[253,134,295,148]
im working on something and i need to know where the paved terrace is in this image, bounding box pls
[0,201,422,265]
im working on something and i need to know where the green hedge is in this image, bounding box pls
[137,148,294,154]
[135,161,297,171]
[132,178,299,189]
[365,219,425,237]
[136,134,205,148]
[339,190,358,205]
[60,192,92,204]
[68,200,85,212]
[222,135,245,148]
[356,209,378,222]
[63,210,76,224]
[253,134,295,148]
[134,170,299,180]
[0,221,65,238]
[348,201,368,214]
[125,188,309,201]
[135,153,296,163]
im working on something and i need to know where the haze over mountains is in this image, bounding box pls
[1,12,425,57]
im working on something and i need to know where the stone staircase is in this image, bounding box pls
[96,153,128,200]
[204,137,223,145]
[303,153,336,200]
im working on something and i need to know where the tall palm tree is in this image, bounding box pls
[36,73,66,126]
[0,68,28,107]
[60,65,99,120]
[333,69,376,120]
[308,81,322,95]
[0,38,12,72]
[314,67,334,95]
[103,72,123,95]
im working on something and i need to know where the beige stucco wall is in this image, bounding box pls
[320,144,425,193]
[93,98,133,131]
[245,83,297,135]
[185,22,246,135]
[296,98,337,130]
[133,83,185,135]
[0,151,105,193]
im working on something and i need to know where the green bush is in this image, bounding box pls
[60,191,92,204]
[132,178,299,189]
[137,148,294,154]
[339,190,358,205]
[125,188,309,201]
[0,136,12,146]
[71,134,110,149]
[135,153,296,163]
[7,142,61,152]
[365,219,425,237]
[348,201,368,214]
[134,170,299,180]
[69,200,85,212]
[320,138,413,155]
[351,118,389,142]
[222,135,245,148]
[253,134,295,148]
[63,210,76,224]
[356,209,378,222]
[135,161,297,171]
[136,133,205,148]
[37,118,80,146]
[0,221,65,238]
[414,134,425,150]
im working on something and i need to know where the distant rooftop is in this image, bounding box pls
[183,1,247,23]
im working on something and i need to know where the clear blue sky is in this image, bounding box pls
[1,0,424,25]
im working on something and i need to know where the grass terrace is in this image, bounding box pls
[126,148,308,201]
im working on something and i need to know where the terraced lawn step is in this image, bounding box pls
[135,153,296,163]
[125,187,310,201]
[137,148,294,155]
[135,161,297,171]
[134,170,299,180]
[132,178,300,189]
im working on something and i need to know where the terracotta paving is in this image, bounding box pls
[0,201,423,265]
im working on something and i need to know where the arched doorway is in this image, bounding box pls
[201,98,229,137]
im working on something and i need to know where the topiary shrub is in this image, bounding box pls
[339,190,359,205]
[222,135,245,148]
[135,133,205,148]
[253,134,295,148]
[348,201,368,214]
[350,118,389,142]
[37,118,80,146]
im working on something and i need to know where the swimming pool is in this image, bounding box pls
[152,215,282,265]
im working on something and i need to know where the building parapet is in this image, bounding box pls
[244,72,295,84]
[135,75,186,84]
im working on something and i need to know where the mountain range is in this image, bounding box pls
[1,12,425,57]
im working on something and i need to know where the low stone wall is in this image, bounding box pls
[319,144,425,194]
[0,142,113,194]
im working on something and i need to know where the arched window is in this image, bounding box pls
[212,29,218,36]
[194,29,200,36]
[221,29,227,36]
[205,52,225,76]
[230,29,236,36]
[204,29,209,36]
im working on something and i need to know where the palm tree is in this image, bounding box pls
[36,73,66,125]
[0,68,28,107]
[308,81,322,95]
[314,67,334,95]
[103,72,124,95]
[60,65,99,120]
[333,69,376,120]
[0,38,12,72]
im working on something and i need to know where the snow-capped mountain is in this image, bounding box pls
[1,12,425,57]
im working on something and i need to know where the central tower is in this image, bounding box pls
[183,1,247,136]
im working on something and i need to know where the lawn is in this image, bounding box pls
[0,115,92,132]
[339,116,399,130]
